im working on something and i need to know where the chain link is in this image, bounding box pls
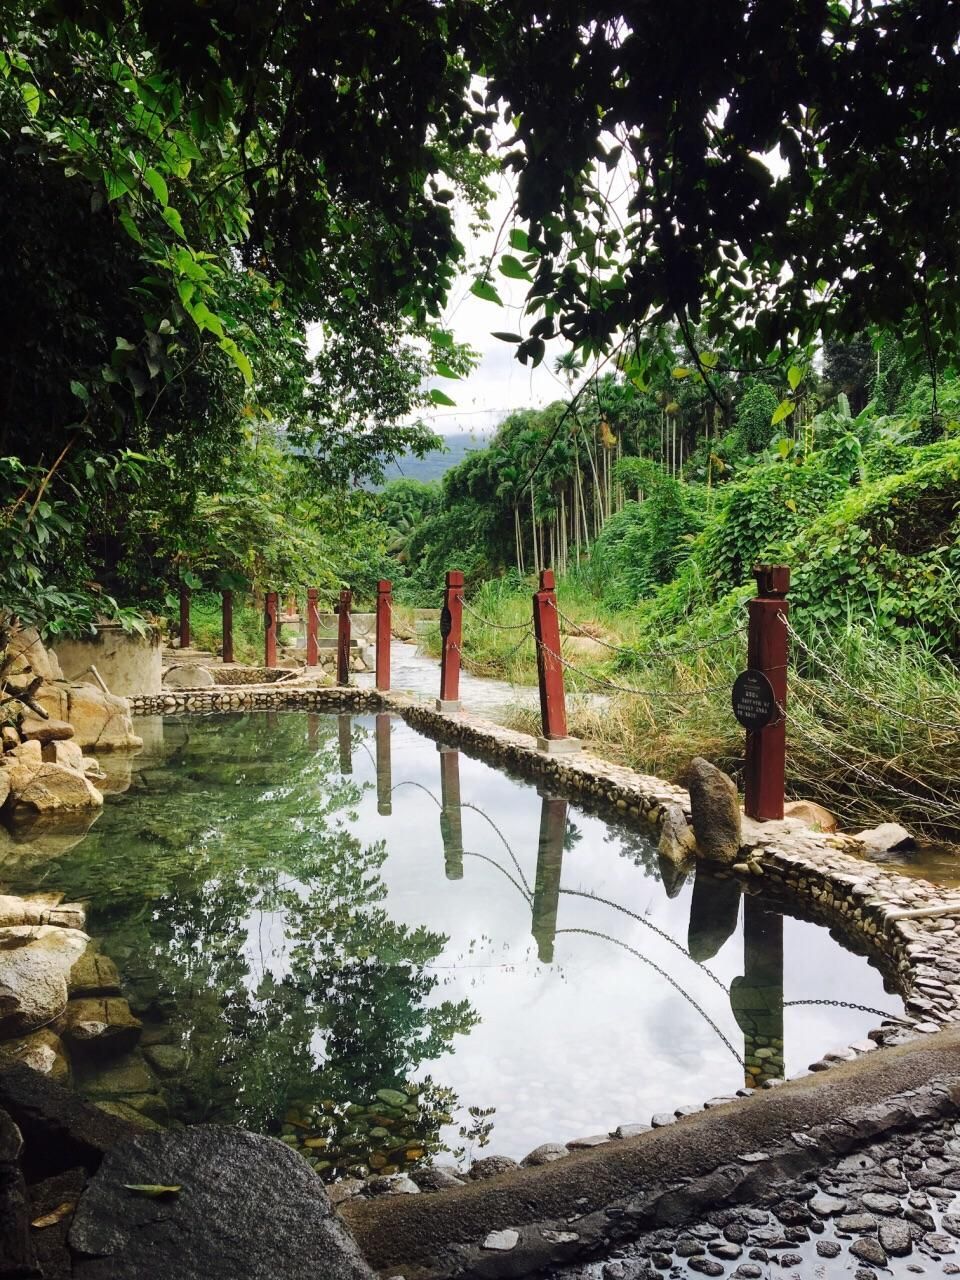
[783,615,959,733]
[537,639,734,698]
[455,596,534,632]
[783,998,894,1018]
[549,598,747,659]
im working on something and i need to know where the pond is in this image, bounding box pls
[4,711,903,1179]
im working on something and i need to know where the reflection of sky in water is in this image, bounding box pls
[238,713,903,1159]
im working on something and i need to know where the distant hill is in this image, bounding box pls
[379,430,493,485]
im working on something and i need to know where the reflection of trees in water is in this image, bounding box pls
[34,712,479,1175]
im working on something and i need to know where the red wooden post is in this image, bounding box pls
[221,590,234,664]
[264,591,279,668]
[306,588,319,667]
[437,570,464,711]
[376,579,392,692]
[179,581,190,650]
[336,589,352,686]
[532,570,579,752]
[438,746,463,879]
[375,712,392,815]
[744,564,789,820]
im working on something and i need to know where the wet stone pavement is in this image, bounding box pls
[553,1116,960,1280]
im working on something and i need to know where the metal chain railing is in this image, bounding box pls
[536,638,746,699]
[783,708,959,818]
[455,595,533,632]
[783,616,959,733]
[548,598,747,660]
[782,999,894,1018]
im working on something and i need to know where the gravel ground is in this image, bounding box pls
[553,1115,960,1280]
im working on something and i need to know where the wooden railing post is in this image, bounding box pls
[437,570,463,711]
[376,579,392,692]
[438,745,463,879]
[375,712,392,815]
[743,564,789,820]
[306,588,319,667]
[336,589,352,686]
[532,569,580,753]
[221,590,234,664]
[264,591,278,668]
[179,581,191,650]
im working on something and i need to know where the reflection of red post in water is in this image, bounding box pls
[731,896,784,1089]
[376,579,392,692]
[264,592,278,667]
[744,564,789,820]
[337,714,352,775]
[221,590,234,664]
[375,713,392,815]
[438,745,463,879]
[532,791,567,963]
[307,712,319,748]
[438,570,463,710]
[306,588,319,667]
[179,581,191,650]
[336,589,352,686]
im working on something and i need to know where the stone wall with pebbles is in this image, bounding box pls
[124,685,960,1203]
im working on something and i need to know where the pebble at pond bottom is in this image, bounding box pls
[554,1115,960,1280]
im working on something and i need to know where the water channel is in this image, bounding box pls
[5,709,903,1180]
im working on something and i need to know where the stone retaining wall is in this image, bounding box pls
[123,685,960,1198]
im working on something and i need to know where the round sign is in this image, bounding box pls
[439,605,453,639]
[732,669,779,730]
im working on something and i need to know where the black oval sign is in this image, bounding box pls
[732,669,778,730]
[439,605,453,639]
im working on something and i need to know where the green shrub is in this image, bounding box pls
[735,382,779,453]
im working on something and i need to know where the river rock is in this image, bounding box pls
[64,998,142,1057]
[0,1027,71,1083]
[0,924,89,1036]
[6,626,63,682]
[11,762,104,812]
[20,715,75,746]
[687,758,741,864]
[69,951,122,998]
[37,682,141,752]
[855,822,913,853]
[659,803,697,864]
[42,738,86,771]
[0,895,85,929]
[162,664,215,690]
[469,1154,519,1180]
[521,1142,569,1166]
[1,739,43,794]
[783,800,837,833]
[69,1126,376,1279]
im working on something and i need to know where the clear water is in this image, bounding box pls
[3,712,903,1177]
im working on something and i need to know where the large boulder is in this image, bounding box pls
[64,998,142,1058]
[783,799,837,833]
[0,924,90,1037]
[10,762,104,813]
[687,757,742,864]
[35,682,141,752]
[5,626,63,683]
[658,803,697,865]
[0,739,43,796]
[41,738,85,771]
[69,1126,376,1280]
[0,1027,71,1083]
[19,715,75,746]
[0,895,85,929]
[855,822,913,853]
[162,664,215,689]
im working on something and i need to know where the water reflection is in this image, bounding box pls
[438,746,464,880]
[3,711,903,1164]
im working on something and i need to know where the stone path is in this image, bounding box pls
[554,1114,960,1279]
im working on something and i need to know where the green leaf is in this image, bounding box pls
[189,301,225,340]
[434,362,460,379]
[69,380,89,403]
[498,254,532,282]
[671,366,691,379]
[20,82,40,117]
[115,337,136,351]
[508,228,529,252]
[490,332,522,343]
[787,365,803,391]
[162,206,185,239]
[143,167,168,208]
[771,399,796,425]
[218,337,253,385]
[699,351,719,369]
[470,279,503,306]
[429,388,456,407]
[117,212,143,245]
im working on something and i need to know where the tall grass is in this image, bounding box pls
[428,575,960,836]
